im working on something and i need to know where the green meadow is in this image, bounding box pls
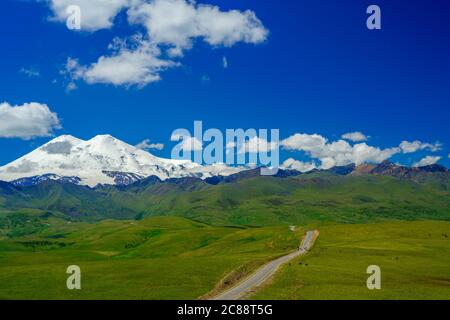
[0,215,304,299]
[0,171,449,300]
[252,221,450,300]
[0,213,449,299]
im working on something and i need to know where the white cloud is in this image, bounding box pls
[20,66,40,77]
[65,81,78,92]
[341,131,368,142]
[135,139,164,151]
[64,36,178,87]
[170,133,203,152]
[127,0,268,56]
[281,133,400,169]
[238,136,278,154]
[46,0,267,87]
[46,0,269,48]
[282,158,316,172]
[281,133,327,153]
[349,144,400,167]
[61,58,83,91]
[413,156,441,167]
[399,140,442,153]
[222,56,228,68]
[47,0,131,31]
[0,102,61,140]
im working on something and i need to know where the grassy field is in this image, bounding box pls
[252,220,450,300]
[0,215,303,299]
[0,213,449,300]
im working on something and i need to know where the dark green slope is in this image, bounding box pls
[2,171,449,226]
[2,181,135,220]
[131,173,449,225]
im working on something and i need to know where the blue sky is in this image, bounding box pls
[0,0,449,169]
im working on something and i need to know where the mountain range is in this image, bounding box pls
[1,134,448,189]
[0,134,448,226]
[0,135,243,187]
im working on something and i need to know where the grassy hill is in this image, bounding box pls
[0,170,449,300]
[252,221,450,300]
[0,216,303,299]
[1,172,449,226]
[0,216,448,299]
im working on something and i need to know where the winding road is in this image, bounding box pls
[211,230,317,300]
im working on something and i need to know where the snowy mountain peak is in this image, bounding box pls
[89,134,119,144]
[43,134,84,145]
[0,134,243,187]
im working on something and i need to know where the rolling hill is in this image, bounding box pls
[0,163,449,228]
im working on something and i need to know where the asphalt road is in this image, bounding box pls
[211,230,317,300]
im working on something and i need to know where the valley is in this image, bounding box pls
[0,216,448,300]
[2,0,449,304]
[0,136,449,300]
[0,216,304,299]
[1,166,449,224]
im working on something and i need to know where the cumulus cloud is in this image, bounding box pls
[399,140,442,153]
[46,0,269,46]
[413,156,441,167]
[135,139,164,151]
[171,133,203,152]
[45,0,267,87]
[64,36,177,87]
[281,133,400,169]
[237,136,278,154]
[282,158,316,172]
[47,0,131,31]
[127,0,268,56]
[281,133,326,153]
[341,131,368,142]
[0,102,61,140]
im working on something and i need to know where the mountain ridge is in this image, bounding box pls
[2,159,449,188]
[0,135,448,188]
[0,166,448,225]
[0,134,243,187]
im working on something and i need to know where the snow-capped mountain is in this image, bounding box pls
[0,135,244,187]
